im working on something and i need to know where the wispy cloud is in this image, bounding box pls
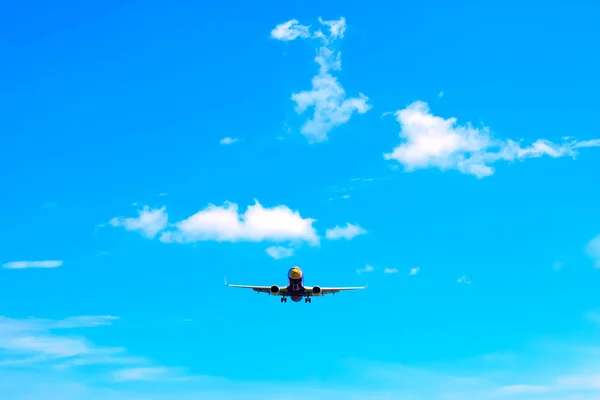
[384,101,600,178]
[585,235,600,268]
[325,223,367,240]
[219,137,238,145]
[50,316,119,328]
[497,373,600,397]
[0,314,190,387]
[271,17,371,142]
[586,311,600,324]
[3,341,600,400]
[2,260,63,269]
[457,275,471,284]
[265,246,295,259]
[356,341,600,399]
[111,367,188,382]
[383,267,398,274]
[356,264,374,274]
[328,194,351,201]
[498,384,551,394]
[409,267,420,275]
[0,315,125,368]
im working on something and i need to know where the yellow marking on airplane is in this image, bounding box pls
[289,267,302,279]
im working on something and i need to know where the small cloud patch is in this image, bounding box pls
[325,223,367,240]
[356,264,374,274]
[220,137,238,145]
[266,246,295,259]
[2,260,63,269]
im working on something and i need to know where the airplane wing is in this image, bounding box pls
[225,278,288,295]
[305,285,367,296]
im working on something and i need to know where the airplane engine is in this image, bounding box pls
[270,285,280,295]
[312,286,322,295]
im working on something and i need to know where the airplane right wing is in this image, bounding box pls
[225,279,288,296]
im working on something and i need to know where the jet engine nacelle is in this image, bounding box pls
[312,286,322,295]
[270,285,280,295]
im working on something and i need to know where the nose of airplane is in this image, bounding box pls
[289,267,302,279]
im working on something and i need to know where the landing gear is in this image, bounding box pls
[280,297,287,303]
[305,297,311,303]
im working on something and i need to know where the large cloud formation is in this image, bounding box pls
[109,200,320,247]
[384,101,600,178]
[159,201,320,245]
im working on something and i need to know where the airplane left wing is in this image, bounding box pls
[305,285,367,296]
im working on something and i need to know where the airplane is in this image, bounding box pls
[225,266,367,303]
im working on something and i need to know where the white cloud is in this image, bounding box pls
[457,275,471,284]
[270,19,310,41]
[409,267,420,275]
[325,222,367,240]
[384,101,600,178]
[2,260,63,269]
[159,200,319,245]
[585,235,600,268]
[356,264,374,274]
[111,367,180,382]
[109,201,321,248]
[272,17,371,142]
[384,267,398,274]
[266,246,295,259]
[220,137,238,145]
[109,206,168,239]
[438,91,444,98]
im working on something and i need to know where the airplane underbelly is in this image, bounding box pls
[288,277,304,293]
[287,280,305,300]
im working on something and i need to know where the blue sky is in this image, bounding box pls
[2,0,600,399]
